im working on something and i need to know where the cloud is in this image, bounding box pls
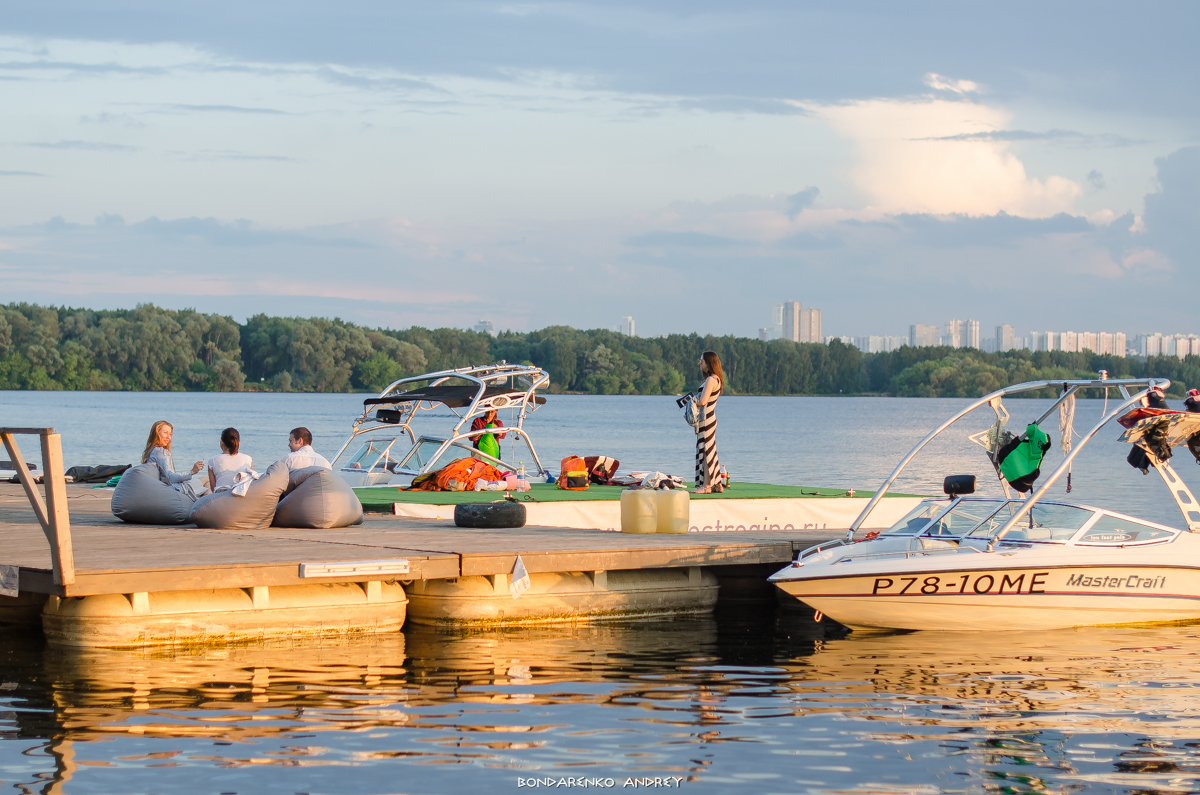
[1141,146,1200,267]
[919,129,1140,148]
[622,230,743,248]
[895,211,1093,248]
[22,139,136,152]
[0,169,45,176]
[131,216,370,248]
[924,73,979,94]
[775,230,843,250]
[186,150,299,162]
[147,103,291,115]
[784,187,819,220]
[812,97,1082,217]
[1087,170,1106,190]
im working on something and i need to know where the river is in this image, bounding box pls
[2,391,1200,793]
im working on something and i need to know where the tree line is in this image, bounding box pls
[2,302,1196,397]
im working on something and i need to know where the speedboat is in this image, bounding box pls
[769,377,1200,631]
[330,363,552,487]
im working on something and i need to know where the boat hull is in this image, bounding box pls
[773,563,1200,631]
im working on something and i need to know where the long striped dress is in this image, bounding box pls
[694,375,722,489]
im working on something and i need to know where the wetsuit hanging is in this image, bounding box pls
[997,423,1052,493]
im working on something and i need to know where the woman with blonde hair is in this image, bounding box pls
[692,350,725,494]
[142,420,203,496]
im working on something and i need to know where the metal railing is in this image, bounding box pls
[847,377,1169,540]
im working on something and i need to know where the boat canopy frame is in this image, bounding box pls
[848,377,1200,545]
[331,362,551,476]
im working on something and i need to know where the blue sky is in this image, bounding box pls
[1,1,1197,338]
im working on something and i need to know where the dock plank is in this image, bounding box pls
[0,484,833,597]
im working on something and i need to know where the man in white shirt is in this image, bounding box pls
[281,427,332,472]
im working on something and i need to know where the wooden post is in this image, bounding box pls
[40,432,75,586]
[0,427,76,588]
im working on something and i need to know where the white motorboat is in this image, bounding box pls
[769,377,1200,631]
[330,363,551,487]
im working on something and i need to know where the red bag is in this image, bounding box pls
[557,455,589,490]
[584,455,620,485]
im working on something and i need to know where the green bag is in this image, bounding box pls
[998,423,1051,493]
[476,423,500,460]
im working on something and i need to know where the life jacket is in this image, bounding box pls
[476,424,501,460]
[584,455,620,485]
[557,455,589,490]
[410,457,504,492]
[997,423,1051,493]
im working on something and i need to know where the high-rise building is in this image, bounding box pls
[799,308,822,343]
[782,301,802,342]
[996,324,1016,352]
[966,319,980,349]
[473,319,495,335]
[1114,332,1127,358]
[619,316,636,337]
[910,323,940,348]
[942,319,980,348]
[758,328,771,341]
[1060,331,1078,353]
[944,319,965,348]
[1030,331,1061,352]
[1078,332,1098,353]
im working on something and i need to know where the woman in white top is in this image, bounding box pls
[142,420,203,495]
[207,427,254,492]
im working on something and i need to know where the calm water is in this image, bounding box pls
[4,391,1200,794]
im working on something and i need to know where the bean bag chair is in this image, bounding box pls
[111,463,196,525]
[273,466,364,529]
[189,461,290,530]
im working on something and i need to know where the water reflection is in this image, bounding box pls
[4,613,1200,793]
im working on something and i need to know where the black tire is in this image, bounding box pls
[454,501,527,528]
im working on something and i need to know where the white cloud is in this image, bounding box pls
[924,73,979,94]
[811,97,1082,217]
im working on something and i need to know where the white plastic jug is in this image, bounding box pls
[620,489,658,534]
[656,489,690,534]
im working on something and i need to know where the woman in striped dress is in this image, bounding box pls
[693,350,724,493]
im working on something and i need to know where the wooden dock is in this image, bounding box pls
[0,425,853,647]
[1,482,836,597]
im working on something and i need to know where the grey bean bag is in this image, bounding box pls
[273,466,364,529]
[111,463,196,525]
[189,461,290,530]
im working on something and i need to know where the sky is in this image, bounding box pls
[1,1,1198,339]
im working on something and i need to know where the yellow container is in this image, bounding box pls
[656,489,690,534]
[620,489,658,533]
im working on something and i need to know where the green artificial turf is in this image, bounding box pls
[355,481,917,511]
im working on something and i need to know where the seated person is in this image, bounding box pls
[471,409,507,452]
[281,427,332,472]
[207,427,254,492]
[142,420,203,496]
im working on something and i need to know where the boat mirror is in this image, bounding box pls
[943,475,976,496]
[375,409,403,424]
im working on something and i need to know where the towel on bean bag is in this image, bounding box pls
[189,461,289,530]
[273,466,364,529]
[111,463,196,525]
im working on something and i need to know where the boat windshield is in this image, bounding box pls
[967,502,1094,542]
[1075,514,1176,545]
[921,500,1009,537]
[340,438,399,472]
[881,501,951,535]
